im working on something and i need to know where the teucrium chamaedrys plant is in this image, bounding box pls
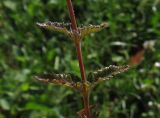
[35,0,129,118]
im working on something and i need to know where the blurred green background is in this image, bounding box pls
[0,0,160,118]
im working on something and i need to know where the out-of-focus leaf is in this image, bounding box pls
[3,1,17,11]
[143,40,156,51]
[0,99,10,110]
[87,65,129,85]
[47,49,56,61]
[0,114,5,118]
[25,102,50,111]
[54,56,60,70]
[20,83,30,92]
[70,60,80,76]
[110,41,127,47]
[35,73,82,90]
[112,55,123,62]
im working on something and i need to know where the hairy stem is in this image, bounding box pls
[75,42,90,118]
[66,0,91,117]
[66,0,78,30]
[75,42,87,83]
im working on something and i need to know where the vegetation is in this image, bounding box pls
[36,0,129,117]
[0,0,160,118]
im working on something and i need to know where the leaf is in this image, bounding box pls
[87,65,129,85]
[3,1,17,11]
[36,21,108,41]
[34,73,82,90]
[36,21,71,37]
[79,22,108,39]
[25,102,50,111]
[0,114,5,118]
[0,99,10,110]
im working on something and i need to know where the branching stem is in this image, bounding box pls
[66,0,91,118]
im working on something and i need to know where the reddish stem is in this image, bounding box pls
[66,0,78,30]
[66,0,91,118]
[75,42,90,118]
[75,42,87,83]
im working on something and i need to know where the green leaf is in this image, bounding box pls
[20,83,30,91]
[3,1,17,11]
[34,73,82,90]
[25,102,50,111]
[0,99,10,110]
[87,65,129,85]
[0,114,5,118]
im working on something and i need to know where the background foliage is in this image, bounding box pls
[0,0,160,118]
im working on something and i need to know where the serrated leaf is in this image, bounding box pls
[34,73,82,90]
[36,21,71,37]
[37,21,108,41]
[87,65,129,85]
[79,22,108,39]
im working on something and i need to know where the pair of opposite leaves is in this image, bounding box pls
[35,21,129,91]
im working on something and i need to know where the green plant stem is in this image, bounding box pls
[66,0,91,117]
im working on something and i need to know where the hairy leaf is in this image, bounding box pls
[34,73,82,90]
[87,65,129,85]
[37,21,108,41]
[79,22,108,39]
[36,21,71,37]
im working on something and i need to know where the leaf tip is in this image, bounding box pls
[101,22,109,28]
[33,75,41,81]
[36,22,46,28]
